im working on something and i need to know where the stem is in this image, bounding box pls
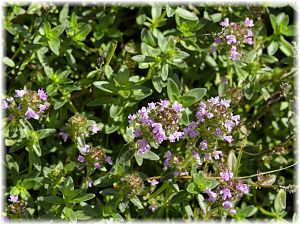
[147,162,297,181]
[148,182,168,200]
[226,56,233,87]
[234,141,245,177]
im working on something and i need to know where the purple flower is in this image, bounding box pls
[17,104,22,109]
[80,144,90,153]
[8,114,14,121]
[183,121,199,138]
[244,17,254,27]
[192,151,202,165]
[90,123,99,134]
[220,188,232,200]
[236,183,249,194]
[133,128,142,138]
[38,89,47,100]
[244,37,253,45]
[149,203,158,213]
[6,97,14,102]
[222,201,233,209]
[205,188,217,202]
[25,108,39,120]
[169,131,183,142]
[39,104,49,113]
[229,46,241,61]
[148,179,159,186]
[200,140,208,150]
[223,135,233,143]
[180,171,189,176]
[152,123,163,134]
[159,99,170,108]
[214,38,222,44]
[8,195,18,203]
[220,18,230,27]
[2,100,10,109]
[78,155,85,163]
[213,150,222,160]
[148,102,156,110]
[196,102,207,122]
[231,114,240,125]
[59,132,68,142]
[220,170,233,181]
[137,138,150,154]
[210,45,217,53]
[163,151,172,168]
[230,209,237,214]
[15,89,26,97]
[154,131,166,144]
[94,162,101,169]
[204,153,212,161]
[247,29,254,37]
[128,114,136,123]
[206,112,214,119]
[226,35,236,45]
[214,127,223,137]
[88,179,93,188]
[208,96,220,106]
[172,101,184,113]
[224,119,235,133]
[219,99,231,108]
[105,156,113,165]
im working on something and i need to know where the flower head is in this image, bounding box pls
[9,195,19,203]
[220,18,230,27]
[38,89,47,100]
[244,17,254,27]
[220,170,233,181]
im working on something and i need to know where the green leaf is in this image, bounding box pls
[170,191,190,204]
[118,146,135,164]
[48,38,60,56]
[187,183,197,194]
[93,81,117,94]
[130,196,144,209]
[261,88,270,101]
[141,151,160,160]
[131,55,156,63]
[282,25,296,37]
[141,28,156,46]
[36,129,56,140]
[152,74,163,93]
[178,95,196,107]
[134,154,144,166]
[130,86,153,100]
[74,23,92,41]
[59,4,69,25]
[279,36,294,56]
[269,14,277,32]
[73,193,95,203]
[274,189,286,213]
[167,78,180,101]
[43,196,65,204]
[6,154,19,174]
[161,63,169,81]
[267,41,279,56]
[54,100,67,110]
[176,7,198,21]
[238,205,258,217]
[227,151,237,172]
[63,207,77,223]
[109,100,123,118]
[151,4,162,20]
[182,88,206,105]
[3,57,15,67]
[205,179,219,190]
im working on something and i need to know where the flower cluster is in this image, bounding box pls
[3,89,50,121]
[60,113,100,142]
[184,96,240,165]
[119,173,144,197]
[128,100,185,154]
[204,169,249,215]
[211,17,254,60]
[77,145,112,170]
[7,195,27,216]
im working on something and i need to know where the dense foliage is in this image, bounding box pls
[3,3,296,222]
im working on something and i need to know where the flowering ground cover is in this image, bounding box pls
[3,2,296,222]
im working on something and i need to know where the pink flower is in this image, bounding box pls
[220,170,233,181]
[220,18,230,27]
[244,17,254,27]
